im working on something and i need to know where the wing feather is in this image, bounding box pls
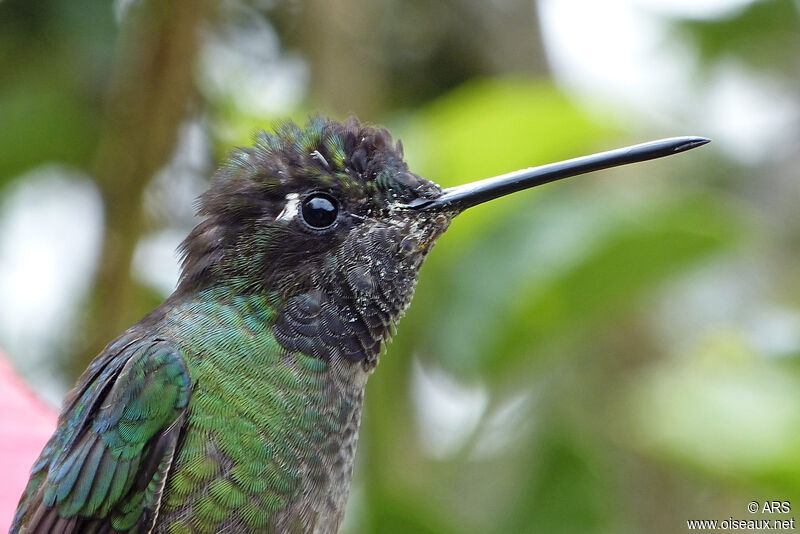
[11,336,191,534]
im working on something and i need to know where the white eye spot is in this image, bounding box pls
[276,192,300,222]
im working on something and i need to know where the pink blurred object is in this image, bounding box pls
[0,351,57,531]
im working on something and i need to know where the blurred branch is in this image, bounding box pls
[272,0,548,117]
[283,0,388,118]
[73,0,215,378]
[466,0,548,76]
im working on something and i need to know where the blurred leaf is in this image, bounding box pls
[625,334,800,494]
[673,0,800,77]
[503,426,615,534]
[364,492,460,534]
[403,77,617,187]
[0,80,97,182]
[483,194,739,375]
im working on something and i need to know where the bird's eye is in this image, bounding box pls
[301,193,339,229]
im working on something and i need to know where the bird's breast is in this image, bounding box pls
[154,292,365,533]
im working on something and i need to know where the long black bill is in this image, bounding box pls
[405,136,710,212]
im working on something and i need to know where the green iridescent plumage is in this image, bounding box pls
[12,117,446,533]
[15,338,190,532]
[159,291,336,533]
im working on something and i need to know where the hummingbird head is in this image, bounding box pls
[179,116,449,290]
[178,117,455,368]
[178,116,709,369]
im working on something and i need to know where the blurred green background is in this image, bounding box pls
[1,0,799,532]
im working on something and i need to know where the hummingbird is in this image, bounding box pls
[11,117,708,533]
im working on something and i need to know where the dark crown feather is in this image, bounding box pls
[177,117,439,293]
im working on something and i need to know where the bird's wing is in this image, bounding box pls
[11,337,191,534]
